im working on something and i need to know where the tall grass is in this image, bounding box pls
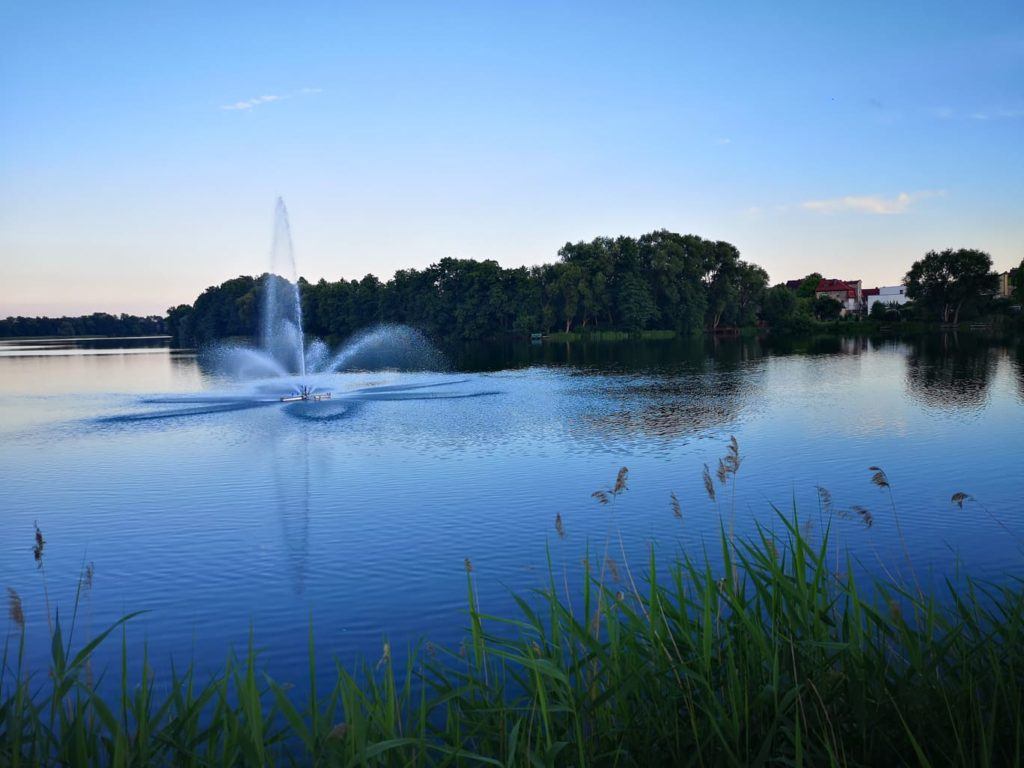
[3,492,1023,765]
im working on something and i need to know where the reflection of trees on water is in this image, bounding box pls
[904,333,997,410]
[1012,342,1024,404]
[455,334,769,373]
[566,337,767,441]
[760,334,875,357]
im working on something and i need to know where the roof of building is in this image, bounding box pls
[816,278,852,293]
[785,279,804,290]
[863,287,880,297]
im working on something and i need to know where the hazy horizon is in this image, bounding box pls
[2,1,1022,317]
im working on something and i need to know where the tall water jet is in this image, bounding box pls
[202,198,448,388]
[261,198,306,376]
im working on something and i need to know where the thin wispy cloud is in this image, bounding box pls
[220,87,323,111]
[930,105,1023,121]
[969,107,1024,120]
[801,190,945,215]
[714,137,732,145]
[222,94,281,111]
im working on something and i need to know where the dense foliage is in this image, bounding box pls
[167,232,772,345]
[0,313,167,338]
[904,248,998,325]
[5,241,1015,344]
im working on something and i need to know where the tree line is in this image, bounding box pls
[5,237,1020,344]
[165,241,1022,345]
[167,231,772,345]
[0,313,167,338]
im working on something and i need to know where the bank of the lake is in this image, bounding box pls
[4,510,1022,767]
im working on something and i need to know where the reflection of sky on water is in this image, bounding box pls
[0,334,1021,690]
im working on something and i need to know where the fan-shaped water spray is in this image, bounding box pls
[206,199,446,391]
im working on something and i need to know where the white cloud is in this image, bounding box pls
[801,190,945,215]
[714,137,732,145]
[220,88,323,111]
[221,94,281,111]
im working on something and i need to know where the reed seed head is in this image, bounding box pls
[7,588,24,630]
[951,492,973,509]
[612,467,629,495]
[716,458,728,486]
[592,490,610,505]
[327,723,349,740]
[725,436,742,474]
[868,466,890,489]
[702,464,716,501]
[33,522,45,568]
[463,557,473,573]
[555,512,566,539]
[851,504,873,528]
[376,641,391,669]
[670,491,682,519]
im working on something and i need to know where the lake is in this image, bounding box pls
[1,332,1022,686]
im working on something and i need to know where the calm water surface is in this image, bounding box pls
[1,333,1022,684]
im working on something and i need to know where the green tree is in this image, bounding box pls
[904,249,997,325]
[1012,259,1024,302]
[703,241,741,329]
[617,274,657,330]
[813,295,843,320]
[761,284,797,326]
[731,261,769,326]
[796,273,822,299]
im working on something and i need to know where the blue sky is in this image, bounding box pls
[1,1,1022,315]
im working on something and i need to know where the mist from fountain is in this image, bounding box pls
[100,199,501,424]
[261,198,306,377]
[206,198,446,389]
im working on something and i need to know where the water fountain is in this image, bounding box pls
[106,199,496,423]
[206,197,445,398]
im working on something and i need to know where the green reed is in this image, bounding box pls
[3,513,1023,766]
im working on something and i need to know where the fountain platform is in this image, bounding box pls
[280,386,332,403]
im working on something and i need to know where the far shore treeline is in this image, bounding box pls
[3,232,1022,343]
[0,313,167,339]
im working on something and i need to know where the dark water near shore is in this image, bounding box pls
[1,333,1022,685]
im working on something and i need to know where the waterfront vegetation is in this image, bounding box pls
[0,313,167,339]
[158,241,1021,347]
[2,238,1021,345]
[4,459,1023,767]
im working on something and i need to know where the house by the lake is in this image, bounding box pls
[815,278,864,315]
[866,285,910,312]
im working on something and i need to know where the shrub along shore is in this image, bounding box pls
[3,504,1023,766]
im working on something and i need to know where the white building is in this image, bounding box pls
[866,285,909,313]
